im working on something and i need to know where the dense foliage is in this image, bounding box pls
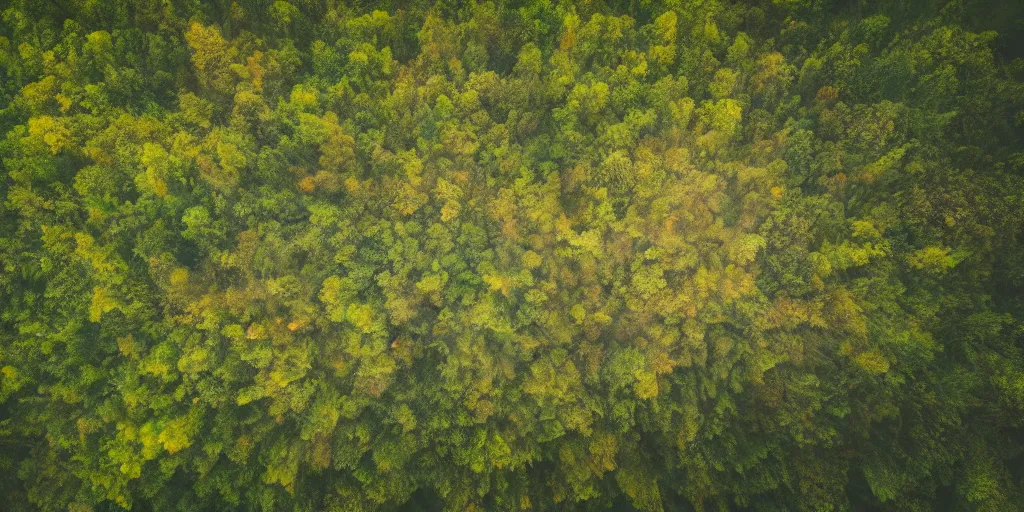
[1,0,1023,510]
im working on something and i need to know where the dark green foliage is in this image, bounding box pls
[1,1,1023,511]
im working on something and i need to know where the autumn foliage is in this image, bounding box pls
[1,0,1023,511]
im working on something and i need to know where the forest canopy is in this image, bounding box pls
[1,0,1023,510]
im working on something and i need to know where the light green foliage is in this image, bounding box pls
[0,1,1022,511]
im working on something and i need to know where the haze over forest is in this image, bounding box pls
[1,0,1023,510]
